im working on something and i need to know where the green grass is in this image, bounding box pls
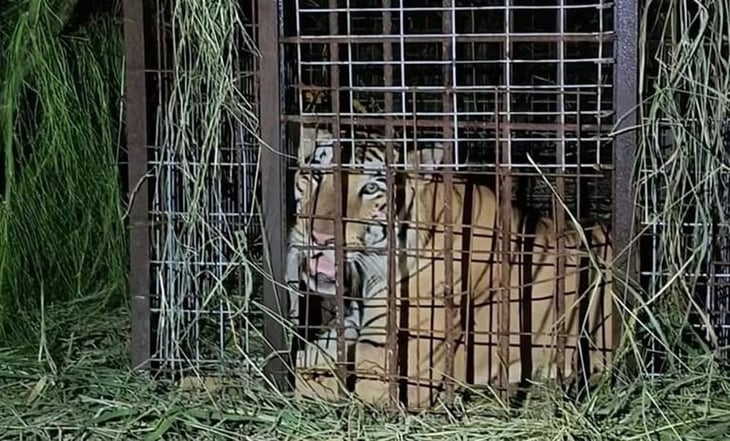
[1,304,730,440]
[3,0,730,439]
[0,1,127,344]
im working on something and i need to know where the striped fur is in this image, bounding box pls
[288,126,616,410]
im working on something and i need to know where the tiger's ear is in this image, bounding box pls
[299,126,334,166]
[406,144,444,172]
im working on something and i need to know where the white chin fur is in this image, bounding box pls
[305,276,337,296]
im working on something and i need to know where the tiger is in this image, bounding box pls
[285,127,380,340]
[287,125,615,410]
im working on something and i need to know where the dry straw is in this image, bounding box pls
[3,0,730,439]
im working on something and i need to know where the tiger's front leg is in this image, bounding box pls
[285,234,303,328]
[294,301,361,400]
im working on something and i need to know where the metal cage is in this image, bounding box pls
[636,1,730,370]
[280,0,637,409]
[123,0,639,409]
[123,0,267,379]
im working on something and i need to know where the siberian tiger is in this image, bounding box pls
[287,126,615,410]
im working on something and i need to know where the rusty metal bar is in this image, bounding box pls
[294,0,318,365]
[554,0,567,387]
[293,85,604,94]
[440,0,456,404]
[575,87,593,390]
[497,90,513,400]
[285,116,605,135]
[123,0,151,371]
[260,0,291,391]
[613,0,638,345]
[295,168,605,180]
[329,0,348,395]
[496,0,514,400]
[411,90,422,407]
[280,33,612,44]
[381,0,400,407]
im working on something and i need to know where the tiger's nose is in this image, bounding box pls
[311,230,335,246]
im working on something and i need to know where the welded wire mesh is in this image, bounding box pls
[636,0,730,370]
[283,0,617,408]
[138,0,264,376]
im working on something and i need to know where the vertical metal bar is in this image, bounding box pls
[151,0,164,370]
[294,0,315,351]
[497,88,512,400]
[613,0,638,346]
[498,0,514,401]
[575,88,592,389]
[554,0,567,387]
[329,0,348,395]
[260,0,291,392]
[397,3,411,408]
[123,0,151,371]
[410,90,421,406]
[441,0,456,404]
[382,0,399,407]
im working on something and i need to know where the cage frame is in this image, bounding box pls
[123,0,151,370]
[613,0,639,343]
[276,0,640,404]
[121,0,640,401]
[259,0,291,390]
[122,0,285,378]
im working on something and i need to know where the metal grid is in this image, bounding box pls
[636,1,730,371]
[282,0,625,409]
[710,122,730,356]
[283,0,615,214]
[637,122,730,369]
[124,0,264,376]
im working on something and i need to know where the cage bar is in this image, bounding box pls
[281,0,620,410]
[613,0,638,344]
[381,0,400,405]
[496,89,512,398]
[329,0,349,394]
[554,0,567,387]
[127,0,266,382]
[260,0,291,390]
[123,0,151,370]
[440,0,456,404]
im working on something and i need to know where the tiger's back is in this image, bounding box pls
[351,178,614,408]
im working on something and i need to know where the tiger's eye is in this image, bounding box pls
[363,183,379,194]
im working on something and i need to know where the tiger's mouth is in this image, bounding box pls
[303,250,355,296]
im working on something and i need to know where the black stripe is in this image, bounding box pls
[358,338,388,348]
[346,343,357,392]
[576,225,595,396]
[519,210,539,393]
[398,270,410,407]
[486,209,498,384]
[460,182,475,386]
[395,171,410,407]
[365,148,385,164]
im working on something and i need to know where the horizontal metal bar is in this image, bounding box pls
[299,58,614,66]
[293,84,611,93]
[282,33,613,44]
[283,115,611,132]
[299,5,612,13]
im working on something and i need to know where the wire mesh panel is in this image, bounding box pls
[126,0,265,379]
[282,0,621,409]
[637,0,730,372]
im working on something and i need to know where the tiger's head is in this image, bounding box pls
[291,126,444,296]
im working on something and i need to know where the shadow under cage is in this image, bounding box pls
[280,0,637,410]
